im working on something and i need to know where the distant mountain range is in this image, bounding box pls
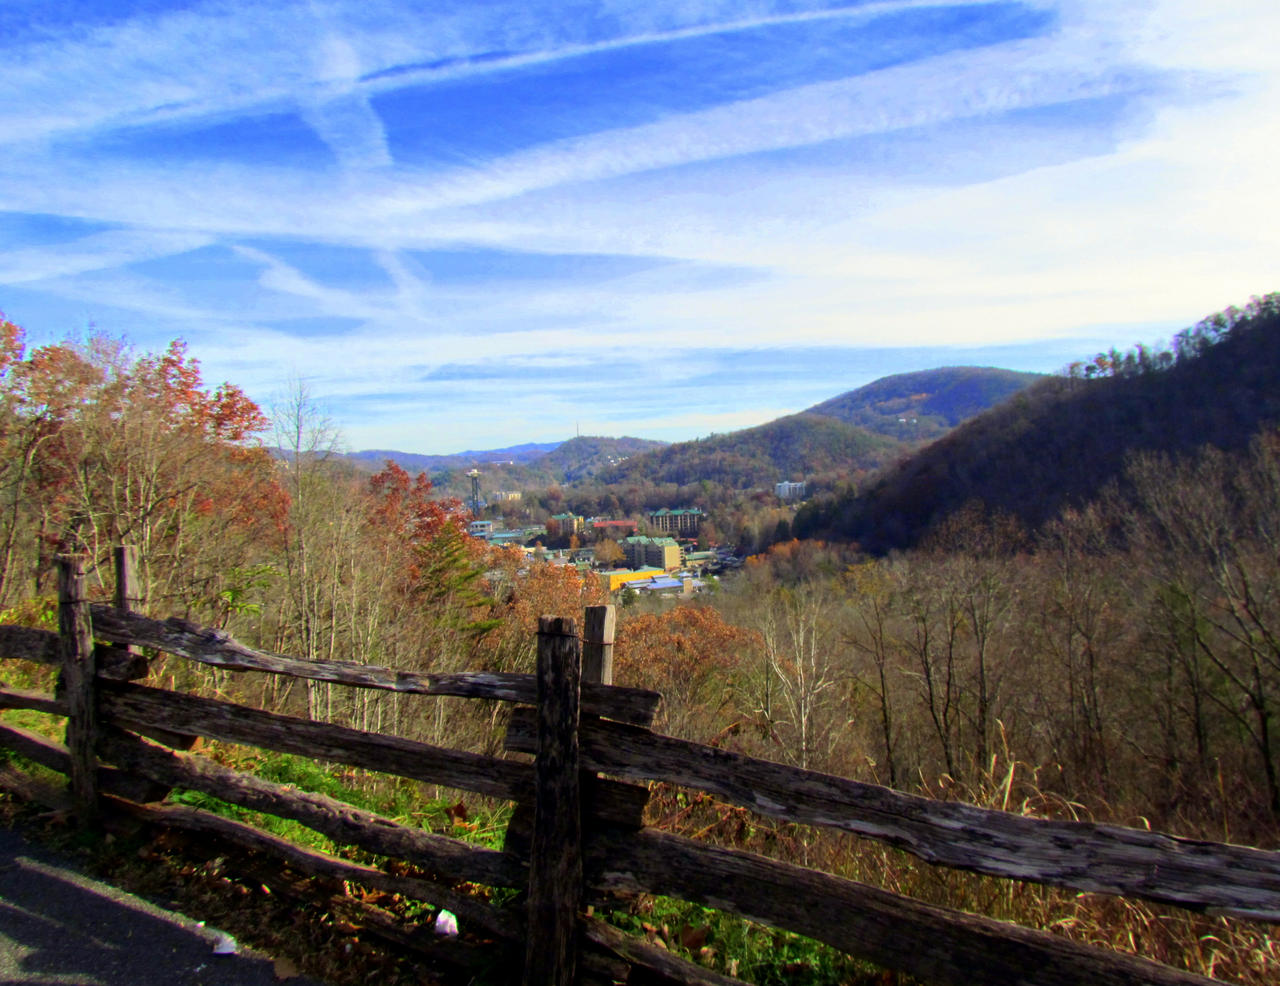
[340,366,1039,494]
[328,296,1280,555]
[338,435,668,499]
[342,441,563,472]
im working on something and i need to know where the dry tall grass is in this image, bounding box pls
[644,740,1278,985]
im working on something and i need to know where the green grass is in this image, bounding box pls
[169,749,514,854]
[607,895,887,985]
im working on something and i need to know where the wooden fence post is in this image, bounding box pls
[57,554,99,821]
[102,545,148,680]
[582,605,615,687]
[524,616,583,986]
[114,545,139,614]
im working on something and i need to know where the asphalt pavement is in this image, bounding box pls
[0,825,331,986]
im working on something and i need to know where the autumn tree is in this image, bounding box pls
[481,556,606,675]
[614,604,751,739]
[594,537,624,567]
[0,316,41,607]
[0,328,283,614]
[1028,505,1129,799]
[843,560,903,786]
[921,505,1024,770]
[745,580,850,772]
[264,386,367,718]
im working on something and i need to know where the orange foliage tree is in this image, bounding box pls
[364,461,495,640]
[480,552,607,674]
[0,325,285,613]
[615,604,757,740]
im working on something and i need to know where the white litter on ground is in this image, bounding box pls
[434,910,458,936]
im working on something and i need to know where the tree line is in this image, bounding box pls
[617,432,1280,845]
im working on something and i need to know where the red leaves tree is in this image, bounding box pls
[364,462,494,632]
[0,326,284,613]
[616,604,754,739]
[480,551,607,674]
[367,461,468,549]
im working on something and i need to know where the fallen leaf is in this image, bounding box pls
[679,925,709,950]
[273,956,300,980]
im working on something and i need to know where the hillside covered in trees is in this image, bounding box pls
[599,413,905,490]
[805,365,1041,442]
[797,294,1280,551]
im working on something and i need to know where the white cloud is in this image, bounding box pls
[353,33,1137,217]
[4,0,1278,451]
[0,229,212,284]
[0,0,969,150]
[300,32,392,170]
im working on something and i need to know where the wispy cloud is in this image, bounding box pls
[2,0,1277,451]
[300,29,392,171]
[0,229,212,284]
[0,1,968,149]
[353,0,989,94]
[355,34,1143,215]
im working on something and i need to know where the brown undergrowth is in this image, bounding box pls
[640,748,1279,986]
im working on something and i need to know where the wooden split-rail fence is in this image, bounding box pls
[0,549,1277,986]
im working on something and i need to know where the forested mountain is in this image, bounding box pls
[599,412,904,490]
[796,294,1280,551]
[583,369,1037,494]
[533,435,666,482]
[336,370,1032,500]
[806,366,1041,441]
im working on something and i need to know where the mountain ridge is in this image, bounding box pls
[796,294,1280,552]
[334,366,1040,496]
[806,366,1041,441]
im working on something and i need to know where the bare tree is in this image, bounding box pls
[1127,439,1280,822]
[752,582,849,772]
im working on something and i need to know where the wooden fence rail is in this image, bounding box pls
[0,550,1275,986]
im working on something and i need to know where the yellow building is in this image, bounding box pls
[599,568,665,592]
[548,512,583,536]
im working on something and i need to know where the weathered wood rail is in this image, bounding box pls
[0,550,1275,986]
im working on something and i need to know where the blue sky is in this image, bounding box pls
[2,0,1277,453]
